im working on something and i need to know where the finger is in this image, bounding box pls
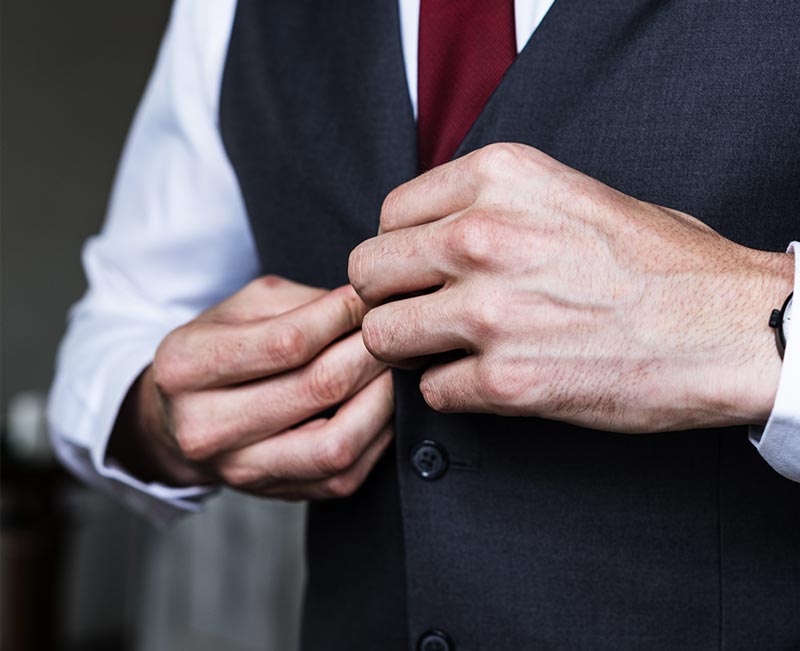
[349,219,451,306]
[265,424,394,501]
[361,288,473,364]
[215,371,394,489]
[200,275,326,323]
[418,354,489,413]
[379,154,479,233]
[169,285,367,390]
[186,331,386,457]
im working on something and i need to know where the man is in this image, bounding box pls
[49,0,800,649]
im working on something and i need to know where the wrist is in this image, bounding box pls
[107,366,213,486]
[717,249,794,426]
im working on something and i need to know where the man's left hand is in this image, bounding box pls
[349,143,793,433]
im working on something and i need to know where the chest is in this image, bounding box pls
[221,0,800,282]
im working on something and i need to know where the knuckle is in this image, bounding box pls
[334,285,366,329]
[322,474,359,499]
[253,274,285,291]
[267,322,308,368]
[472,142,520,179]
[466,295,503,338]
[314,432,359,476]
[379,187,404,232]
[242,275,279,299]
[348,245,376,301]
[360,311,387,359]
[170,399,223,462]
[307,357,352,405]
[173,424,216,463]
[347,246,365,290]
[152,331,191,395]
[476,359,522,409]
[241,275,287,303]
[446,214,495,267]
[419,376,449,412]
[218,463,253,489]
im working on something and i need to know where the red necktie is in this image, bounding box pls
[417,0,517,172]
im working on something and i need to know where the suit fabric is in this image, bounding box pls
[220,2,800,648]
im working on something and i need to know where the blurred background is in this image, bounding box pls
[1,2,306,649]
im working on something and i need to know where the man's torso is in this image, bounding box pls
[220,2,800,648]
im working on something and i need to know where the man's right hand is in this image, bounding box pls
[109,275,394,501]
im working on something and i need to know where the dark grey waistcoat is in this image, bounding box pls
[219,1,800,649]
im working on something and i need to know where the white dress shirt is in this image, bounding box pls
[47,0,800,525]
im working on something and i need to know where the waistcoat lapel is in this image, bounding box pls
[454,0,664,159]
[220,0,417,287]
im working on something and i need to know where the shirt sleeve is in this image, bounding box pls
[46,0,257,527]
[749,241,800,482]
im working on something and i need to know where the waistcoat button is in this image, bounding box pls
[410,440,449,480]
[417,629,454,651]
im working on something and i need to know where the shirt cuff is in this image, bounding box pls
[749,241,800,482]
[48,334,216,527]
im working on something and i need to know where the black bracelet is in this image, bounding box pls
[769,292,793,359]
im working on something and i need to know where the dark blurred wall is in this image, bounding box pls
[1,0,171,416]
[1,3,171,648]
[1,5,310,650]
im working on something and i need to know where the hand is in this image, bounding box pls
[348,143,794,433]
[110,276,394,500]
